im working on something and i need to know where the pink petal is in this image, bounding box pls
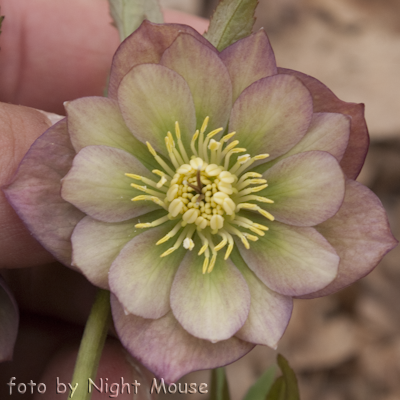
[111,296,254,383]
[4,120,84,266]
[300,180,398,298]
[108,20,216,99]
[260,151,345,226]
[118,63,196,157]
[170,251,250,342]
[61,145,158,223]
[220,29,277,102]
[278,68,369,179]
[65,97,157,171]
[71,210,167,289]
[257,112,351,172]
[231,248,292,348]
[109,221,186,319]
[236,216,339,297]
[160,33,232,131]
[229,74,313,164]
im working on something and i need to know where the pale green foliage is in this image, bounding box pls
[266,355,300,400]
[109,0,163,42]
[243,366,276,400]
[210,367,231,400]
[204,0,258,51]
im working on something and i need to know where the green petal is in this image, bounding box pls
[259,151,345,226]
[220,29,277,102]
[230,248,292,348]
[65,97,157,171]
[300,180,398,298]
[61,146,158,223]
[256,112,350,173]
[71,210,167,289]
[229,74,313,163]
[111,298,254,383]
[236,215,339,297]
[109,220,186,319]
[118,63,196,157]
[170,250,250,342]
[160,33,232,131]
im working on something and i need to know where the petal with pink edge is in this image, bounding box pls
[256,112,350,172]
[236,215,339,296]
[161,33,232,131]
[220,29,277,102]
[300,180,398,298]
[71,209,167,290]
[118,63,196,157]
[0,276,19,362]
[170,250,250,342]
[109,221,186,319]
[61,146,158,223]
[108,20,216,99]
[230,248,292,348]
[111,296,254,383]
[229,74,313,163]
[65,97,156,171]
[259,151,345,226]
[278,68,369,179]
[4,120,84,266]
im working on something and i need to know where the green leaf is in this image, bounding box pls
[266,376,286,400]
[210,367,231,400]
[277,354,300,400]
[203,0,258,51]
[265,355,300,400]
[108,0,163,42]
[243,366,276,400]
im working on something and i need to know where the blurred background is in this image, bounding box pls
[159,0,400,399]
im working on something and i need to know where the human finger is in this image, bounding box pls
[0,0,208,114]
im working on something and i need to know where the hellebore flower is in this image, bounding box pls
[5,21,397,382]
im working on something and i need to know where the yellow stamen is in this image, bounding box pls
[131,195,167,209]
[236,178,267,191]
[224,148,246,170]
[160,227,189,257]
[146,141,175,176]
[190,130,199,156]
[131,183,165,197]
[234,153,269,176]
[238,172,263,183]
[202,252,210,274]
[135,215,170,229]
[239,195,274,204]
[207,252,217,273]
[238,184,268,196]
[126,173,168,192]
[156,222,182,245]
[175,121,190,164]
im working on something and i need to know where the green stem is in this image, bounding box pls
[68,289,111,400]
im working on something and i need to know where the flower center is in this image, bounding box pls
[125,117,275,273]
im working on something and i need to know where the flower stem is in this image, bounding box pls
[68,289,111,400]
